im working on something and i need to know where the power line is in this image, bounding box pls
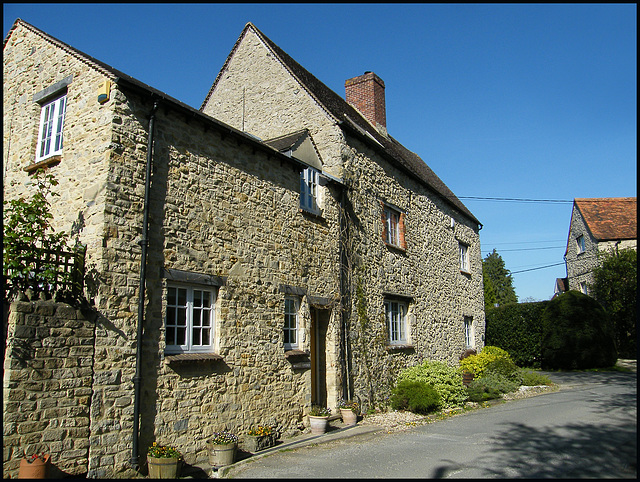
[510,262,566,274]
[483,246,565,253]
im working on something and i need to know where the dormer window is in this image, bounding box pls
[300,167,321,214]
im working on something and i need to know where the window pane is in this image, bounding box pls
[177,288,187,306]
[177,307,187,326]
[166,326,175,346]
[168,287,177,305]
[176,327,186,345]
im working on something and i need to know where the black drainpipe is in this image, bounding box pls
[339,185,352,400]
[131,100,159,470]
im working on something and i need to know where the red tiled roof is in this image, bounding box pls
[575,197,637,241]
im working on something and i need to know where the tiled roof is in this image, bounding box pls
[575,197,637,241]
[202,23,479,226]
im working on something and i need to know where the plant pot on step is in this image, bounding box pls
[462,371,474,387]
[207,441,237,468]
[309,415,329,435]
[19,455,50,479]
[340,408,358,426]
[147,456,180,479]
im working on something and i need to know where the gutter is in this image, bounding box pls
[131,100,159,470]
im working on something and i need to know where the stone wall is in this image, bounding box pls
[204,25,485,408]
[3,300,96,479]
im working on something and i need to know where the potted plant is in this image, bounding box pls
[206,431,238,468]
[338,398,360,426]
[147,442,182,479]
[308,405,331,435]
[244,425,276,452]
[19,453,51,479]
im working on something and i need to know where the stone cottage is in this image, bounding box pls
[561,197,637,295]
[3,19,483,478]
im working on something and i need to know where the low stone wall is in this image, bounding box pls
[2,299,97,479]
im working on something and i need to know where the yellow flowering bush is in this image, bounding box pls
[459,346,512,377]
[248,425,273,436]
[148,442,181,459]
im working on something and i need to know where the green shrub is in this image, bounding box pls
[519,369,553,386]
[485,301,548,367]
[541,290,617,370]
[484,357,523,385]
[390,380,441,414]
[397,360,467,409]
[459,346,512,378]
[467,371,519,402]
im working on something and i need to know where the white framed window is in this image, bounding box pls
[459,242,470,273]
[385,300,408,345]
[284,296,299,349]
[576,235,585,254]
[383,205,406,249]
[464,317,474,348]
[579,281,588,295]
[165,285,215,353]
[300,167,320,214]
[36,94,67,162]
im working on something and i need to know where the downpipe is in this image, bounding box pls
[131,100,158,471]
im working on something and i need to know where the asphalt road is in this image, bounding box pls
[226,370,637,478]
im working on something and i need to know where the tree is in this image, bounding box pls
[590,247,637,358]
[483,249,517,307]
[3,169,74,300]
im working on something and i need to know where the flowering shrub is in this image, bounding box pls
[397,360,467,409]
[25,453,49,462]
[209,431,238,445]
[337,398,360,413]
[459,346,512,378]
[309,405,331,417]
[248,425,273,436]
[148,442,181,459]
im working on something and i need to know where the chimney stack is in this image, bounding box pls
[345,71,387,135]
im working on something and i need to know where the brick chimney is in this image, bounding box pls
[345,72,387,135]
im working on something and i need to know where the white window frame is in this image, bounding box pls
[459,242,470,273]
[576,235,585,254]
[36,94,67,162]
[385,300,408,345]
[284,296,299,349]
[300,167,321,214]
[579,281,588,295]
[464,316,474,348]
[165,285,215,354]
[384,206,401,247]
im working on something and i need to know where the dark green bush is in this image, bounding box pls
[485,301,548,368]
[541,290,617,370]
[390,380,441,414]
[467,371,519,402]
[519,369,553,386]
[485,357,523,385]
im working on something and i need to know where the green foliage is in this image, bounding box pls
[590,248,637,358]
[484,357,523,385]
[518,369,553,386]
[459,345,513,378]
[467,372,519,402]
[390,380,441,414]
[3,170,75,299]
[485,301,548,367]
[483,249,517,307]
[397,360,468,409]
[541,290,617,370]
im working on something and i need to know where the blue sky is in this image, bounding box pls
[4,3,636,301]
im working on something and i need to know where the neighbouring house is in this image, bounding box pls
[3,19,484,478]
[561,197,637,295]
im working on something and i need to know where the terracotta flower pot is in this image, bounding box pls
[19,455,50,479]
[340,408,358,426]
[309,415,329,435]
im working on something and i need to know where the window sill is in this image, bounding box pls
[284,349,309,359]
[385,344,414,352]
[460,269,471,276]
[299,208,324,221]
[164,352,223,364]
[25,155,62,173]
[384,241,407,253]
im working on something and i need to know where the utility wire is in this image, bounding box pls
[510,262,566,274]
[458,196,571,204]
[483,246,565,253]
